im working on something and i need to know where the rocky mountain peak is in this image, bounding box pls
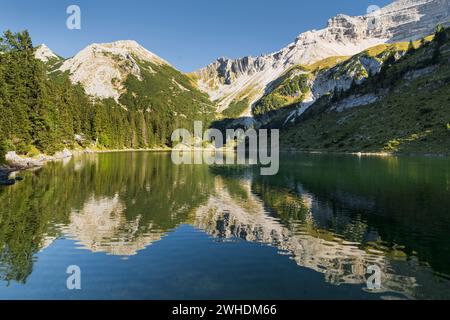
[81,40,169,66]
[59,40,169,101]
[35,44,58,62]
[194,0,450,113]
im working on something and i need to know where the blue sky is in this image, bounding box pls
[0,0,393,72]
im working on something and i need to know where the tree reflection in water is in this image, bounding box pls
[0,152,449,299]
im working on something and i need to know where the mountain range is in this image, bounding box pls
[1,0,449,160]
[38,0,450,118]
[194,0,450,113]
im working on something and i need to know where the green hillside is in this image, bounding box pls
[0,30,215,162]
[252,38,436,129]
[253,67,310,117]
[281,26,450,154]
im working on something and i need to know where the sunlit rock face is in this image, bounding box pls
[34,44,58,62]
[64,195,165,256]
[194,0,450,111]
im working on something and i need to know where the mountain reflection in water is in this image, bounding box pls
[0,152,449,299]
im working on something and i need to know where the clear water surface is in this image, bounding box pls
[0,152,449,299]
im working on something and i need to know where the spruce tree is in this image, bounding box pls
[407,40,415,54]
[434,25,447,46]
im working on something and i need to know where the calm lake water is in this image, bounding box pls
[0,152,449,300]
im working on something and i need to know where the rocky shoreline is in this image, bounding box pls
[2,146,448,186]
[281,148,450,157]
[0,149,72,186]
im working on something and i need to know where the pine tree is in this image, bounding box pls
[434,24,447,46]
[420,37,426,47]
[407,40,415,54]
[431,45,441,64]
[431,25,447,64]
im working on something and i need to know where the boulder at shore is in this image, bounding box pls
[5,149,72,169]
[1,149,72,186]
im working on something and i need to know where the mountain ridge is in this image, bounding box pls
[193,0,450,114]
[34,0,450,115]
[57,40,170,102]
[2,0,449,161]
[280,25,450,154]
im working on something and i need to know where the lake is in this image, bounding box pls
[0,152,449,299]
